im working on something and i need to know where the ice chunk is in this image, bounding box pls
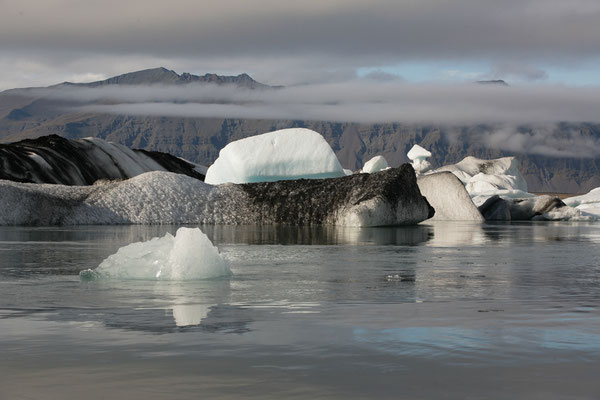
[361,155,388,173]
[407,144,432,175]
[205,128,345,184]
[407,144,432,161]
[417,172,484,221]
[436,156,528,193]
[80,227,231,281]
[563,187,600,219]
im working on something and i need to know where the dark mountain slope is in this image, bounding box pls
[1,68,598,193]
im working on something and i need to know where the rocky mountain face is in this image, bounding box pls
[1,68,598,193]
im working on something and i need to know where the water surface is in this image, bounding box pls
[1,222,599,399]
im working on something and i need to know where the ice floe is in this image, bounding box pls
[80,227,231,281]
[204,128,345,184]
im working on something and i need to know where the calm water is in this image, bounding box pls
[1,222,600,399]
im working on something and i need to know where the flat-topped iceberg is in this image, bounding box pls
[204,128,345,184]
[361,155,389,174]
[0,166,433,227]
[407,144,432,175]
[80,227,231,281]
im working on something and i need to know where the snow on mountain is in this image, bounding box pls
[204,128,346,185]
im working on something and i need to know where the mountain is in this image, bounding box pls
[476,79,509,86]
[1,68,599,193]
[56,67,273,89]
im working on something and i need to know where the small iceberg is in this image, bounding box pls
[361,155,389,174]
[407,144,432,175]
[80,227,231,281]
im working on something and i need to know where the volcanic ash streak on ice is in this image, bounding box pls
[80,227,231,281]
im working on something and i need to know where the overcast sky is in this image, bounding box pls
[2,0,600,89]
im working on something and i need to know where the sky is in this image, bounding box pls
[2,0,600,90]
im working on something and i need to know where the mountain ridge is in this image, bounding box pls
[0,69,598,193]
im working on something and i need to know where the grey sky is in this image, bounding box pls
[2,0,600,89]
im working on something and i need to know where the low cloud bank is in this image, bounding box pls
[25,81,600,158]
[32,81,600,125]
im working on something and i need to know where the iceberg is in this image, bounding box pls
[0,134,205,185]
[80,227,231,281]
[0,166,433,227]
[407,144,432,175]
[204,128,346,184]
[417,172,484,221]
[434,156,528,194]
[477,194,594,221]
[361,155,389,174]
[422,151,590,221]
[563,187,600,219]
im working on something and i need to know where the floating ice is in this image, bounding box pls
[361,155,389,174]
[407,145,432,175]
[80,227,231,281]
[563,187,600,219]
[435,156,528,193]
[0,166,432,226]
[417,172,484,221]
[204,128,345,184]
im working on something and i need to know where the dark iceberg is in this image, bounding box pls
[0,166,433,226]
[0,135,204,185]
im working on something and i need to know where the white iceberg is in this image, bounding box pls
[435,156,528,193]
[80,227,231,281]
[407,144,432,175]
[563,187,600,218]
[361,155,389,173]
[204,128,345,184]
[417,172,484,221]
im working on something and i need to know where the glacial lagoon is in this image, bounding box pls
[1,222,599,399]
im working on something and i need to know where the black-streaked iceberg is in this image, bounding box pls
[0,166,433,227]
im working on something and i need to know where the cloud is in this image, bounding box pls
[362,70,403,82]
[488,62,548,82]
[480,125,600,158]
[2,0,600,89]
[33,81,600,127]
